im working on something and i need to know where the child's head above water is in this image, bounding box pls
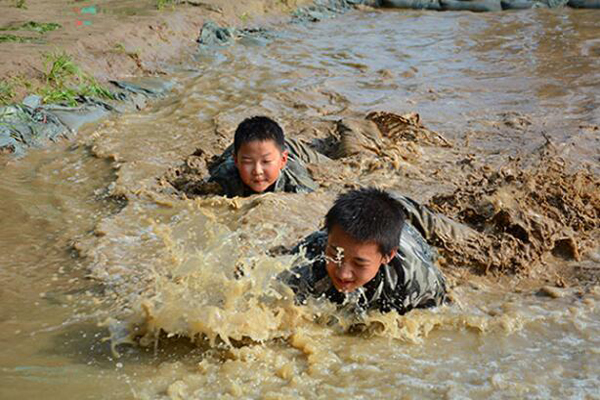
[233,116,289,193]
[324,187,405,292]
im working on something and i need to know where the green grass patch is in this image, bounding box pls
[1,52,115,107]
[10,75,32,91]
[0,34,40,43]
[239,12,250,23]
[156,0,177,10]
[20,21,61,34]
[15,0,27,9]
[0,80,15,105]
[0,21,62,34]
[112,43,127,53]
[44,51,81,85]
[37,51,115,106]
[0,21,61,44]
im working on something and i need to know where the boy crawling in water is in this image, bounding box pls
[279,187,447,315]
[208,116,328,197]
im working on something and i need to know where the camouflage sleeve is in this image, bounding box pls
[285,138,331,165]
[280,139,330,193]
[390,193,480,245]
[385,222,447,314]
[278,139,325,193]
[280,160,320,193]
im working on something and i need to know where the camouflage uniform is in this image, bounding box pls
[279,209,449,315]
[209,138,329,197]
[390,193,481,245]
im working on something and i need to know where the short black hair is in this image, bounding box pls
[234,116,285,155]
[324,187,405,255]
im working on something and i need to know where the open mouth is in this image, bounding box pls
[335,278,355,292]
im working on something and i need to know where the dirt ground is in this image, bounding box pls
[0,0,312,102]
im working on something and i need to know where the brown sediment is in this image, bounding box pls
[4,8,600,398]
[428,147,600,281]
[160,147,219,197]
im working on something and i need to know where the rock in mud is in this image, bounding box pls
[440,0,503,11]
[111,78,174,99]
[0,102,76,156]
[380,0,575,10]
[567,0,600,7]
[538,286,567,298]
[380,0,443,10]
[197,21,272,47]
[292,0,381,22]
[501,0,568,8]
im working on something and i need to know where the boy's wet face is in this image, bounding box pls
[325,225,395,293]
[234,139,288,193]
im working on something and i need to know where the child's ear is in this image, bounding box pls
[280,149,289,167]
[382,249,397,265]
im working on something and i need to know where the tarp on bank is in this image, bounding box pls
[0,79,174,156]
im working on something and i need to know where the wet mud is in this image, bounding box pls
[429,147,599,280]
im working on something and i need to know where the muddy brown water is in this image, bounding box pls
[1,8,599,399]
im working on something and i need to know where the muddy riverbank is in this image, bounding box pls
[0,0,313,103]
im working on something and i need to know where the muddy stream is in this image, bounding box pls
[1,8,599,400]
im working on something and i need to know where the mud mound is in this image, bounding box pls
[331,111,452,172]
[160,148,222,197]
[428,153,599,276]
[366,111,452,148]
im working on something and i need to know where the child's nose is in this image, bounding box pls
[253,163,263,175]
[337,262,353,280]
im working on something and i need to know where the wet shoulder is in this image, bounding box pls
[385,221,447,309]
[279,158,319,193]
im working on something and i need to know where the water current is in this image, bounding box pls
[1,7,599,400]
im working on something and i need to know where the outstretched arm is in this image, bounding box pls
[390,193,480,245]
[285,138,332,165]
